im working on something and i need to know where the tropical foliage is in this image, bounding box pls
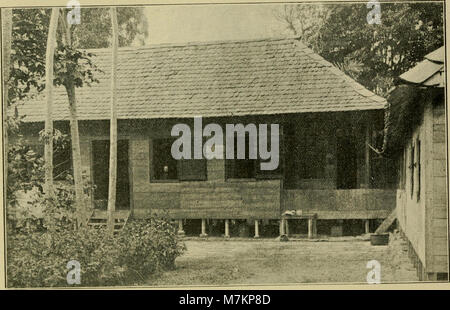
[8,7,147,104]
[277,2,444,96]
[8,213,185,287]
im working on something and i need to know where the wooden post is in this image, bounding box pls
[308,218,313,239]
[177,219,185,236]
[365,123,371,188]
[313,218,317,237]
[224,219,230,238]
[254,220,260,238]
[280,219,286,235]
[200,219,208,237]
[285,219,289,237]
[365,219,370,234]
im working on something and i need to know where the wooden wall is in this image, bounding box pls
[397,102,431,272]
[127,128,281,220]
[396,100,448,274]
[15,111,396,223]
[430,102,448,273]
[282,189,395,219]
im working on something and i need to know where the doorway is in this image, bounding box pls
[336,136,357,189]
[92,140,130,210]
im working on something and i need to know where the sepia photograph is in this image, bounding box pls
[1,0,448,289]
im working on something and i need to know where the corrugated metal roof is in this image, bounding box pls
[399,46,445,87]
[425,46,444,63]
[399,59,443,85]
[18,37,386,122]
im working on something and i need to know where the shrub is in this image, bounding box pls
[7,226,122,287]
[118,217,187,280]
[7,215,186,287]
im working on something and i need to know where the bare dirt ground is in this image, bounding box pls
[146,232,418,286]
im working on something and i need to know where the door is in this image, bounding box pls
[92,139,130,210]
[336,136,357,189]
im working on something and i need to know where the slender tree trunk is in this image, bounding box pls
[2,9,12,199]
[59,13,87,227]
[44,8,59,197]
[66,83,86,225]
[107,7,119,234]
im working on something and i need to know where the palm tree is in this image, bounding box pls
[44,8,60,197]
[107,7,119,234]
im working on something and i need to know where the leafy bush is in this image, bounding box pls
[118,217,187,280]
[7,127,185,287]
[7,128,75,232]
[7,214,186,287]
[7,226,121,287]
[7,140,44,207]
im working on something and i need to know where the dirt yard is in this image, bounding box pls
[146,233,419,286]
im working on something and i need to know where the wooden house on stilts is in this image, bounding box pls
[15,38,398,238]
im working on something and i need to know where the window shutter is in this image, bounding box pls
[179,159,207,181]
[410,143,415,199]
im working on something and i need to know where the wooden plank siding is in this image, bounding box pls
[396,102,431,269]
[282,189,395,219]
[15,111,396,223]
[430,102,448,273]
[396,100,448,275]
[130,138,281,219]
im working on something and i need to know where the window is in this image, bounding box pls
[151,138,179,181]
[409,143,415,199]
[302,136,326,179]
[226,133,256,179]
[256,125,283,179]
[287,123,326,180]
[225,128,282,180]
[53,144,72,181]
[150,138,206,182]
[179,158,207,181]
[416,138,421,201]
[26,139,72,181]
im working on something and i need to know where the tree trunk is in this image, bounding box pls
[2,9,12,198]
[44,8,60,197]
[65,83,86,225]
[59,13,87,227]
[107,7,119,234]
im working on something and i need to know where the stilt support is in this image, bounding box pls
[279,219,286,236]
[177,219,185,236]
[200,219,208,237]
[254,220,260,238]
[224,219,230,238]
[308,218,317,239]
[365,219,370,234]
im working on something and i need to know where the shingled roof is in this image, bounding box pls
[18,37,386,122]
